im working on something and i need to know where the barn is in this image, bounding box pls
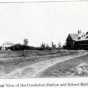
[65,32,88,50]
[65,34,78,49]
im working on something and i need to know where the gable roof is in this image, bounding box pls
[67,32,88,42]
[68,33,78,41]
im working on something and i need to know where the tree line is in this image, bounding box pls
[1,39,62,51]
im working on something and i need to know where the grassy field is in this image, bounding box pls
[0,49,86,78]
[38,51,88,78]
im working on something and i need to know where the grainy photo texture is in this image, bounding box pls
[0,1,88,78]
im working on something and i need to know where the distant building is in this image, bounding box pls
[1,42,14,50]
[65,31,88,49]
[65,33,78,49]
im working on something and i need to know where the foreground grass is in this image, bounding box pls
[0,49,86,76]
[39,53,88,77]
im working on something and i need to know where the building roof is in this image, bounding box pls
[68,33,88,41]
[69,33,78,41]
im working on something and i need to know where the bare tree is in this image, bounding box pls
[40,42,46,49]
[45,44,50,50]
[51,42,56,49]
[57,42,61,48]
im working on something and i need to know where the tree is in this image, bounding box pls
[40,42,46,49]
[51,42,56,49]
[78,29,82,35]
[23,38,29,46]
[45,44,51,50]
[57,42,61,48]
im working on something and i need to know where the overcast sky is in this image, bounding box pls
[0,1,88,46]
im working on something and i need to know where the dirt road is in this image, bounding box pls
[1,51,87,78]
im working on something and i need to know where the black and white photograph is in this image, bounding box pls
[0,0,87,79]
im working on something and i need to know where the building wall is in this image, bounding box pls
[75,40,88,49]
[65,35,75,49]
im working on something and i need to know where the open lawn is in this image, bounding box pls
[0,49,86,78]
[38,51,88,78]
